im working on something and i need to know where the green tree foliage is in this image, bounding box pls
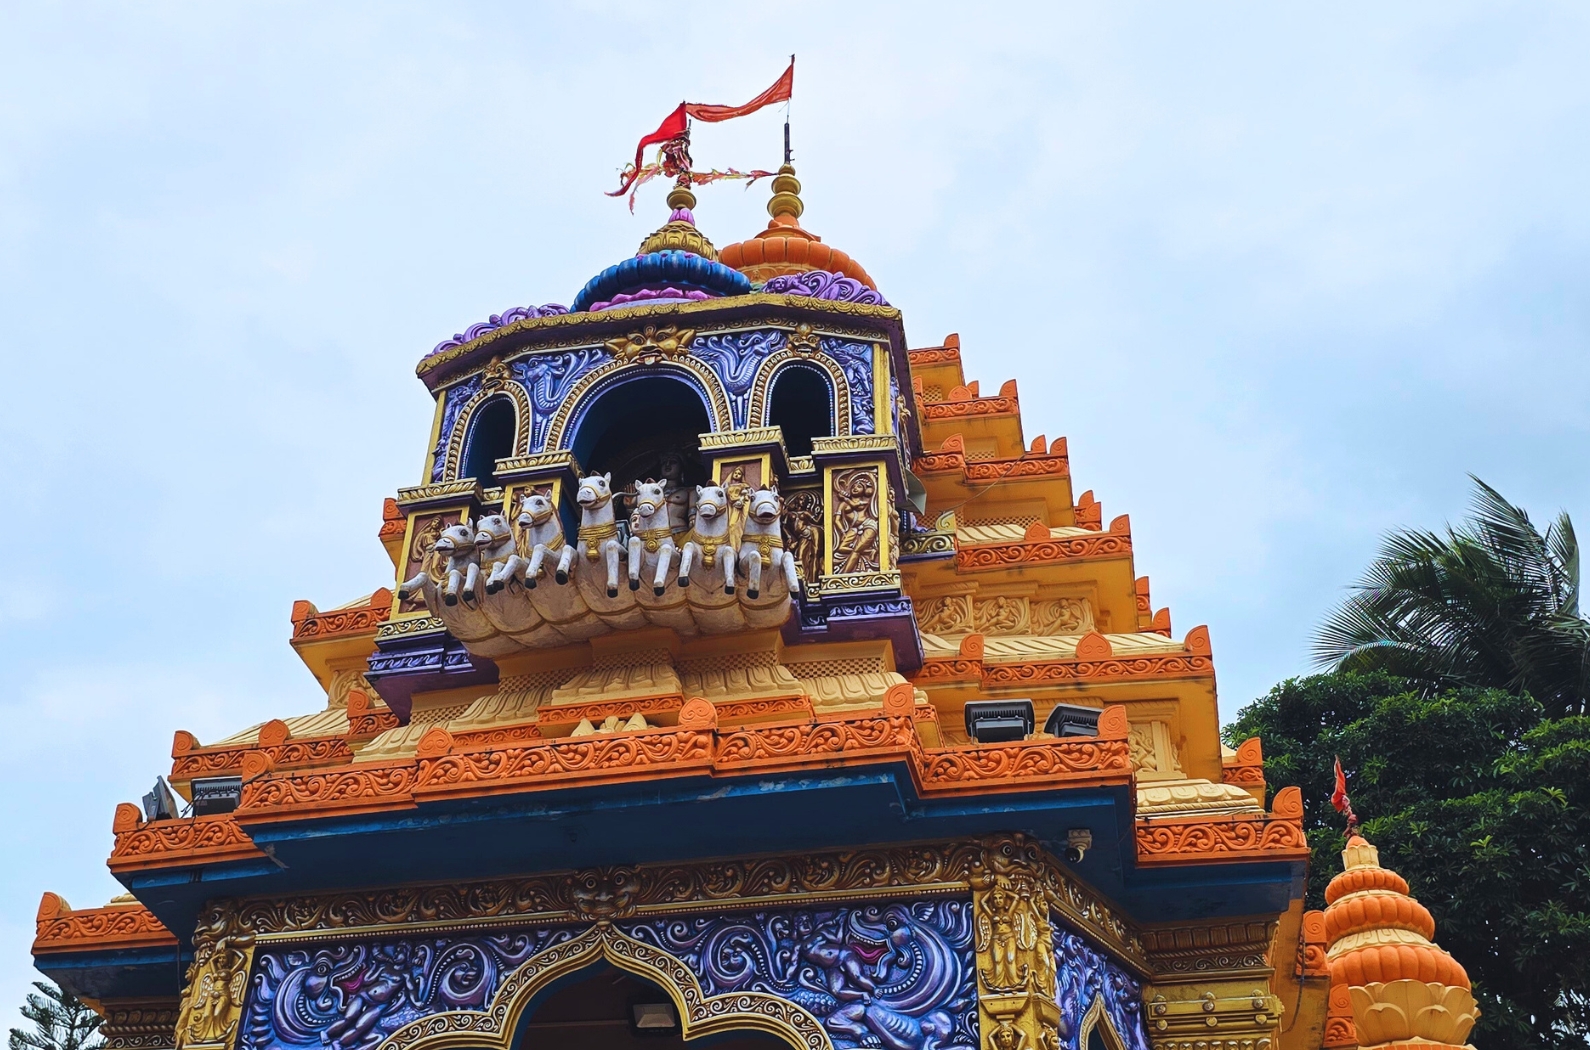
[8,982,102,1050]
[1314,477,1588,717]
[1228,673,1590,1046]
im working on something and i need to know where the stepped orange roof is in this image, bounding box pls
[718,164,878,290]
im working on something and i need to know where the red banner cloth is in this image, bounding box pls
[1331,756,1351,813]
[686,59,794,123]
[627,102,688,173]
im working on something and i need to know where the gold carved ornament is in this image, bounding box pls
[831,467,881,575]
[174,903,252,1050]
[781,490,824,585]
[603,325,696,364]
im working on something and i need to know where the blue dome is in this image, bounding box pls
[571,250,752,313]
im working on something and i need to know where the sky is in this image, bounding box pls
[1,0,1587,1019]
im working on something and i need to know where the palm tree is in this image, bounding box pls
[1315,477,1589,718]
[8,982,102,1050]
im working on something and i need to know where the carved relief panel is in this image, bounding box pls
[830,465,882,575]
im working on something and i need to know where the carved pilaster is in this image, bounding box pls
[972,841,1062,1050]
[1142,920,1282,1050]
[174,902,253,1050]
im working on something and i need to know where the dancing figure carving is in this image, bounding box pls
[738,486,800,600]
[679,485,735,595]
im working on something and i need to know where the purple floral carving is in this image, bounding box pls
[425,304,569,360]
[1053,924,1150,1050]
[763,270,889,306]
[241,928,574,1050]
[589,286,715,311]
[620,900,976,1050]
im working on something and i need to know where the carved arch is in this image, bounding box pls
[441,383,533,483]
[375,924,830,1050]
[748,351,855,436]
[544,359,732,453]
[1079,994,1127,1050]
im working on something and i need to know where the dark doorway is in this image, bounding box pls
[461,397,517,488]
[516,962,787,1050]
[767,366,834,458]
[571,376,712,489]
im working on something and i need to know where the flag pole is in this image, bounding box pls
[784,54,795,164]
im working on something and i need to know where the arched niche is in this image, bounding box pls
[377,924,830,1050]
[766,363,835,458]
[1080,995,1128,1050]
[460,396,518,488]
[567,374,714,490]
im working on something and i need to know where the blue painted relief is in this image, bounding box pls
[240,929,573,1050]
[822,339,875,435]
[1052,924,1150,1050]
[512,347,608,451]
[429,375,483,482]
[690,329,782,428]
[621,900,977,1050]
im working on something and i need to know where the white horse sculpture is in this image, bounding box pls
[470,514,517,602]
[737,486,800,600]
[627,479,679,595]
[679,484,736,595]
[504,491,571,590]
[398,522,479,608]
[569,472,625,598]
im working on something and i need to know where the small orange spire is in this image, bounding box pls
[1323,835,1478,1048]
[717,162,878,289]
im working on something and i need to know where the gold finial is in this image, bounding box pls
[667,181,697,212]
[767,163,804,221]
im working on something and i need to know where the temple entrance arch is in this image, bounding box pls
[514,961,789,1050]
[378,925,830,1050]
[569,375,713,491]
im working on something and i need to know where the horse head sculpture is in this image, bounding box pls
[571,472,624,597]
[679,484,735,594]
[398,522,479,608]
[738,486,800,600]
[628,478,678,595]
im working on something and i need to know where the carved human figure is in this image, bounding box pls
[976,876,1042,993]
[397,523,478,608]
[678,485,735,594]
[738,486,800,600]
[322,943,416,1050]
[782,491,824,587]
[724,464,751,548]
[567,473,625,597]
[832,468,881,574]
[627,479,679,595]
[659,451,694,534]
